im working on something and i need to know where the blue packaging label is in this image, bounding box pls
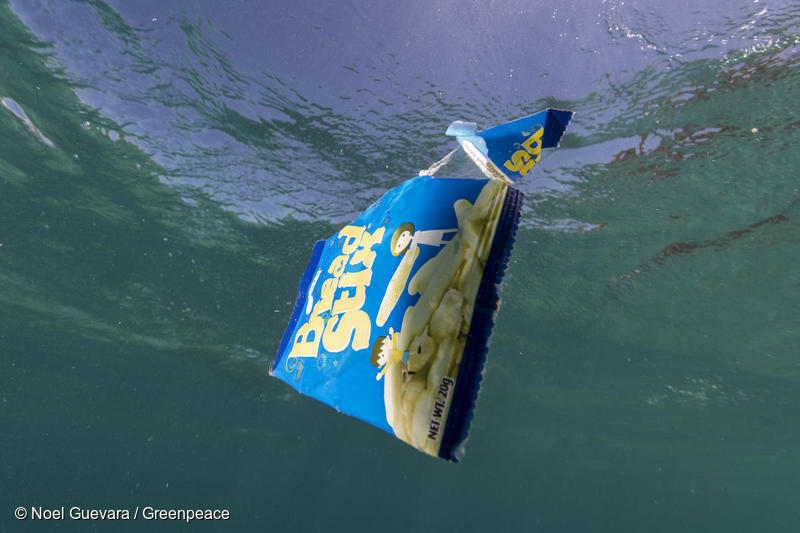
[272,176,508,456]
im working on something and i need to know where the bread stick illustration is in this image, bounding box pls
[376,244,419,327]
[377,178,508,451]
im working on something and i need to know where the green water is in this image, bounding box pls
[1,0,799,531]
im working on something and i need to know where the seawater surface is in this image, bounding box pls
[1,0,799,531]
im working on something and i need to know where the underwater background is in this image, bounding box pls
[1,0,798,531]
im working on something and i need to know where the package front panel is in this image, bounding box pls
[272,175,507,456]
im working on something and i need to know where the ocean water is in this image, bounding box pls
[1,0,798,531]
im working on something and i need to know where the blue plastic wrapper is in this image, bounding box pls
[271,109,573,461]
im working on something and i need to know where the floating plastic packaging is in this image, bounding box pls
[272,109,573,461]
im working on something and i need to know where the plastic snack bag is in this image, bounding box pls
[271,108,573,461]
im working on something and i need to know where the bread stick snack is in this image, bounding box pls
[271,109,573,461]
